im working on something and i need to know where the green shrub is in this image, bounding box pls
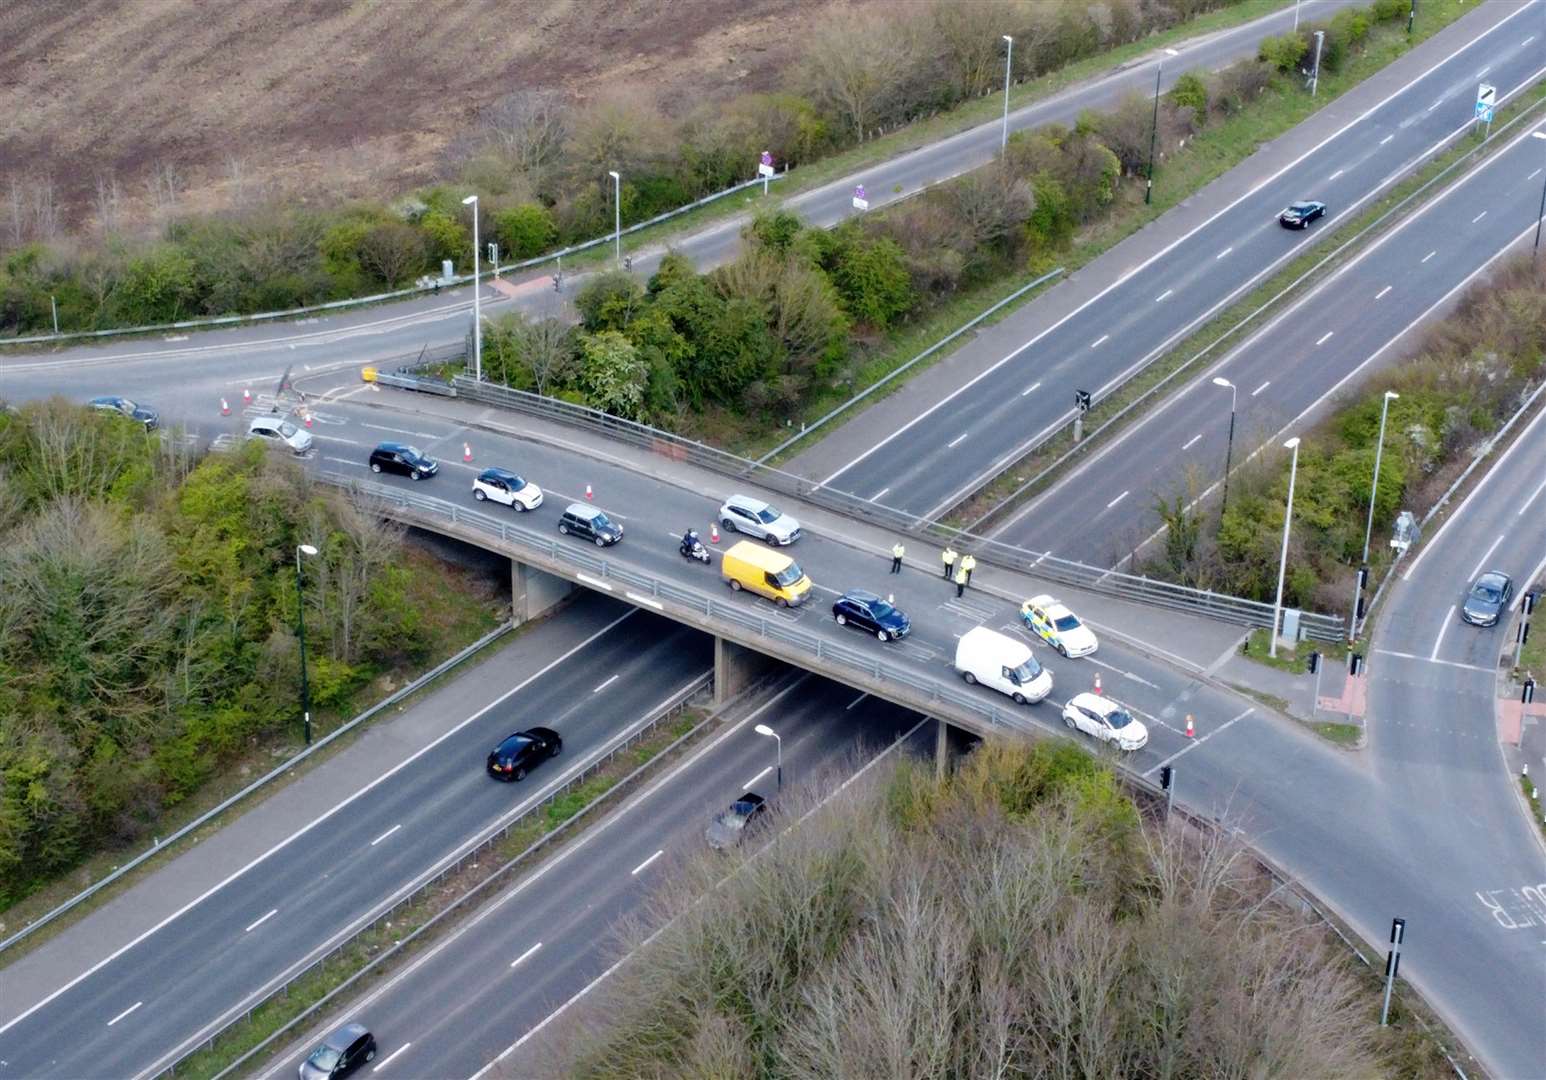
[1168,72,1209,115]
[1258,31,1308,73]
[493,203,557,259]
[827,228,913,329]
[1372,0,1408,21]
[418,210,469,268]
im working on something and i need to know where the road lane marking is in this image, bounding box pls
[575,573,614,592]
[1427,98,1444,112]
[1314,330,1334,346]
[369,824,401,847]
[1531,168,1544,181]
[1143,708,1254,776]
[1520,473,1546,515]
[1155,289,1173,302]
[1421,250,1436,263]
[946,431,970,449]
[1473,210,1487,224]
[1373,649,1492,673]
[593,674,620,693]
[1251,381,1271,396]
[845,692,868,710]
[1328,169,1344,181]
[1105,491,1128,510]
[1216,246,1233,260]
[1087,657,1160,688]
[630,850,664,876]
[1021,381,1041,397]
[1467,533,1505,580]
[624,591,664,611]
[360,423,440,439]
[1091,334,1110,348]
[1182,433,1202,450]
[373,1043,411,1072]
[1375,285,1392,299]
[1476,65,1491,79]
[107,1001,143,1026]
[869,486,890,502]
[244,908,278,933]
[745,765,772,789]
[1379,134,1394,145]
[510,943,542,968]
[1431,607,1455,660]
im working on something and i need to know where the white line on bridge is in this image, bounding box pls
[869,486,890,502]
[1315,330,1335,346]
[1472,210,1487,224]
[1091,334,1110,349]
[1155,289,1173,302]
[1215,246,1233,260]
[1421,250,1437,263]
[1379,134,1394,145]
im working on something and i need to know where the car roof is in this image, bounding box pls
[1069,692,1123,715]
[479,467,518,480]
[1476,571,1510,586]
[563,502,603,518]
[842,589,880,604]
[374,442,409,453]
[722,540,794,572]
[521,726,560,740]
[734,792,766,808]
[726,493,770,511]
[324,1021,369,1049]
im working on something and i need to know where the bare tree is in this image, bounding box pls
[357,222,427,287]
[225,154,249,207]
[796,11,913,142]
[145,160,182,217]
[481,89,569,179]
[519,316,576,397]
[93,171,122,235]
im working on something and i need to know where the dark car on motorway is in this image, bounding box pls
[89,395,160,430]
[1278,200,1326,229]
[557,502,623,546]
[832,589,911,642]
[299,1021,375,1079]
[1461,570,1513,627]
[486,726,563,781]
[706,792,767,850]
[368,442,438,480]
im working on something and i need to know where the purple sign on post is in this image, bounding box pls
[854,184,866,200]
[761,151,774,167]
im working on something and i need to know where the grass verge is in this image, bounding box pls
[1521,776,1546,841]
[1228,682,1294,714]
[1314,721,1364,747]
[169,705,712,1080]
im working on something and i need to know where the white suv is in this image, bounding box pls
[472,467,543,511]
[247,414,313,455]
[718,494,801,545]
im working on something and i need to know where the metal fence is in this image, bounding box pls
[0,620,515,958]
[156,671,715,1078]
[451,378,1347,641]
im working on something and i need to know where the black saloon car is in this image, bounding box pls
[89,395,160,430]
[1461,571,1513,627]
[368,442,439,480]
[1278,200,1326,229]
[705,792,768,850]
[486,726,563,781]
[832,589,911,642]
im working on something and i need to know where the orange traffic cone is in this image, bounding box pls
[463,442,472,462]
[220,397,230,416]
[1093,672,1103,696]
[242,388,251,405]
[585,483,593,500]
[710,524,719,543]
[1185,715,1195,738]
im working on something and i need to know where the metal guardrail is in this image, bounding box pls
[0,620,515,958]
[158,669,719,1079]
[450,378,1347,641]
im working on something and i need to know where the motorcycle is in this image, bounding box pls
[680,534,711,564]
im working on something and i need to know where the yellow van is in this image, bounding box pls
[721,540,812,607]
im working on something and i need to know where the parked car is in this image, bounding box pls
[718,494,801,545]
[1461,570,1513,627]
[471,466,542,511]
[248,413,313,455]
[368,442,438,480]
[298,1021,376,1080]
[1278,200,1326,229]
[954,626,1052,705]
[486,726,563,781]
[833,589,910,641]
[1020,595,1097,658]
[557,502,623,546]
[1061,692,1148,751]
[89,395,159,431]
[706,792,768,850]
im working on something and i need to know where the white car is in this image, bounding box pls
[718,494,801,545]
[1061,692,1148,751]
[472,467,543,511]
[247,413,313,454]
[1020,595,1098,658]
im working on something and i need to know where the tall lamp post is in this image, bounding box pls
[608,170,622,267]
[1271,437,1302,658]
[1361,390,1400,563]
[1212,376,1238,518]
[1146,64,1162,204]
[461,194,482,381]
[1532,131,1546,260]
[295,543,319,744]
[755,723,782,790]
[1001,36,1014,150]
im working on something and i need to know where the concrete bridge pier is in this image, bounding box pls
[511,559,574,625]
[714,636,779,704]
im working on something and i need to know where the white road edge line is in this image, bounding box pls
[372,1043,411,1073]
[369,824,401,847]
[107,1001,143,1027]
[244,908,278,934]
[1467,534,1506,580]
[1431,607,1455,661]
[510,942,542,969]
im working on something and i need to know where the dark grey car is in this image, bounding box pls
[89,395,160,431]
[1461,571,1513,627]
[299,1021,375,1079]
[706,792,767,850]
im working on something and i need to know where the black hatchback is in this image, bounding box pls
[486,726,563,781]
[368,442,438,480]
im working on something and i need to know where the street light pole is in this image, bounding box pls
[461,194,482,381]
[755,723,782,790]
[608,170,622,267]
[1001,36,1014,150]
[1271,437,1301,658]
[1362,391,1400,564]
[1532,132,1546,260]
[1212,376,1237,518]
[1146,63,1161,205]
[295,544,319,744]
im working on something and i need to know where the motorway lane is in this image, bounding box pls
[819,0,1546,519]
[0,616,712,1080]
[262,680,932,1080]
[989,113,1546,562]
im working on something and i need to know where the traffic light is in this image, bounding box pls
[1524,591,1539,616]
[1306,650,1320,674]
[1159,765,1173,791]
[1356,564,1370,590]
[1349,652,1365,677]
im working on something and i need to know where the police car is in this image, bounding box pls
[1019,594,1098,658]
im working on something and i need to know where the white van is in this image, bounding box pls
[955,626,1052,704]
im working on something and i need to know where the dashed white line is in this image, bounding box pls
[1155,289,1173,302]
[1467,533,1505,580]
[745,765,772,789]
[630,850,664,876]
[1091,334,1110,349]
[107,1001,143,1027]
[1020,381,1042,397]
[869,486,890,502]
[361,423,439,439]
[593,674,620,693]
[946,431,970,449]
[845,692,869,710]
[372,1043,411,1072]
[1251,381,1271,397]
[1314,330,1334,346]
[1105,491,1129,510]
[1328,169,1344,181]
[1182,433,1203,450]
[1379,134,1395,145]
[1375,285,1393,300]
[510,942,543,968]
[1472,210,1487,224]
[370,824,401,847]
[1431,608,1454,661]
[1421,250,1436,263]
[244,908,278,933]
[1520,473,1546,516]
[1476,65,1491,79]
[1524,35,1536,46]
[1427,98,1444,112]
[1215,246,1233,260]
[1530,168,1544,182]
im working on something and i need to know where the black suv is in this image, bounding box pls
[368,442,438,480]
[89,395,160,431]
[486,726,563,781]
[299,1022,375,1079]
[832,589,911,642]
[557,502,623,546]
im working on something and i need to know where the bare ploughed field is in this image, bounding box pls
[0,0,861,234]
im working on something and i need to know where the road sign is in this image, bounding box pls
[1476,83,1495,123]
[1390,510,1419,552]
[852,184,869,211]
[758,150,775,179]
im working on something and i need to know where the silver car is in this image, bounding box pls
[248,414,313,454]
[718,494,801,545]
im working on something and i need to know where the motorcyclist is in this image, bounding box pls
[681,528,700,555]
